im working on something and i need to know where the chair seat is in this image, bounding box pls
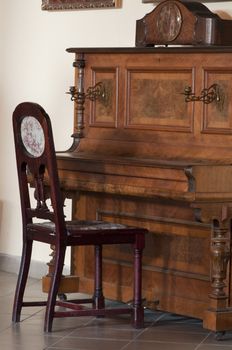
[27,220,144,245]
[29,220,130,232]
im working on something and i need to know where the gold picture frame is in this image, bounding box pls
[142,0,228,2]
[42,0,121,10]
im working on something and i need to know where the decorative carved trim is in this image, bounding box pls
[191,202,232,311]
[42,0,121,10]
[210,225,230,300]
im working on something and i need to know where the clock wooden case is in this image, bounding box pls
[136,0,232,46]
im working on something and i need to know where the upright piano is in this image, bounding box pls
[56,45,232,333]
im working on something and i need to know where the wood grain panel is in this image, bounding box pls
[90,67,119,127]
[202,68,232,134]
[126,68,194,131]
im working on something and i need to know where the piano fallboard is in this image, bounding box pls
[57,152,232,202]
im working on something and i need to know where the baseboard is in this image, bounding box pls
[0,253,70,279]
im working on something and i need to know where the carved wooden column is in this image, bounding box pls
[210,223,230,304]
[192,202,232,333]
[72,53,85,140]
[67,52,107,143]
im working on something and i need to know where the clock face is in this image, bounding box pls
[156,2,182,43]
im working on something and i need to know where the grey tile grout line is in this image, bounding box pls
[119,328,149,350]
[43,316,97,349]
[118,311,168,350]
[44,312,161,350]
[193,331,213,350]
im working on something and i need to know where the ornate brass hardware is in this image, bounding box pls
[67,82,108,105]
[183,84,220,104]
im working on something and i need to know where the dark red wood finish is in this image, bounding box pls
[12,102,146,332]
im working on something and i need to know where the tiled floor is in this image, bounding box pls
[1,271,232,350]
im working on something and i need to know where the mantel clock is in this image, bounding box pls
[136,0,232,46]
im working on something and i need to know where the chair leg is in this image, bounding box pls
[12,240,33,323]
[93,245,105,310]
[132,246,144,328]
[44,245,66,332]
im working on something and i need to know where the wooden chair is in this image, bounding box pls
[12,102,147,332]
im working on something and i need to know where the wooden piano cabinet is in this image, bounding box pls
[70,191,211,317]
[57,46,232,333]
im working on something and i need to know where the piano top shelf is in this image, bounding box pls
[66,46,232,54]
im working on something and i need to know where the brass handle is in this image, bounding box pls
[183,84,220,104]
[67,82,108,105]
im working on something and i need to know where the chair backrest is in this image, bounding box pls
[13,102,66,241]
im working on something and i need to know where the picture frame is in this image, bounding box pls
[142,0,228,2]
[42,0,121,10]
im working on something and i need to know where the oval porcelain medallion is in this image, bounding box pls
[21,116,45,157]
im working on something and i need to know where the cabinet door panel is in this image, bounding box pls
[126,68,194,132]
[202,69,232,134]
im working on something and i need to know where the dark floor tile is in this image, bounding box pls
[142,309,165,325]
[153,319,208,334]
[0,296,14,313]
[87,315,140,329]
[0,329,61,349]
[0,272,17,296]
[197,345,232,350]
[20,313,94,335]
[202,331,232,345]
[49,319,95,335]
[161,313,193,321]
[0,313,13,332]
[123,340,197,350]
[47,337,129,350]
[0,345,49,350]
[70,323,143,340]
[136,326,208,344]
[46,348,75,350]
[4,271,232,350]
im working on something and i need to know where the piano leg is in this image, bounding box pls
[193,202,232,333]
[204,220,231,332]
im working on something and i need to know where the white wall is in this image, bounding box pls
[0,0,155,268]
[0,0,232,269]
